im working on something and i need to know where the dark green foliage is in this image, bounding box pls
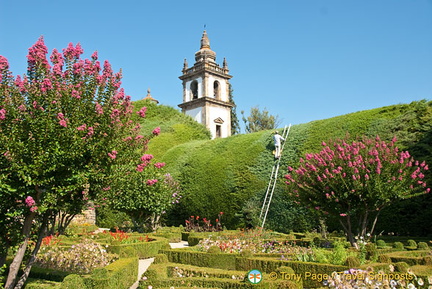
[95,207,132,229]
[229,84,241,135]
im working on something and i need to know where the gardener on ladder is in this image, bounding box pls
[273,131,285,159]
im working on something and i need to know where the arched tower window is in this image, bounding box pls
[213,81,220,99]
[191,80,198,100]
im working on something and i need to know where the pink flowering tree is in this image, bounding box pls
[0,37,163,289]
[284,136,430,246]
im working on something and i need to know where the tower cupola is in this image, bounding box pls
[195,30,216,63]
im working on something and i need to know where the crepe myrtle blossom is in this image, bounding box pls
[152,127,161,135]
[137,106,147,118]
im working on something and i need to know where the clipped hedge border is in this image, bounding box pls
[59,257,138,289]
[235,257,346,288]
[166,263,246,280]
[160,249,237,270]
[188,236,204,246]
[107,236,169,258]
[384,250,431,266]
[160,249,346,288]
[141,276,300,289]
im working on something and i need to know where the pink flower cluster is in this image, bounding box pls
[25,196,38,212]
[137,107,146,118]
[136,154,154,172]
[95,102,103,114]
[0,55,9,70]
[146,179,158,186]
[63,42,84,61]
[57,112,67,127]
[152,127,161,136]
[27,36,50,71]
[0,108,6,120]
[108,150,117,159]
[154,162,165,169]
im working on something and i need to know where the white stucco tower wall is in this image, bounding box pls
[179,31,233,139]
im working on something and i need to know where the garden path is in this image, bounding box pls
[129,241,189,289]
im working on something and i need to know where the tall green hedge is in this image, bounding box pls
[140,100,432,235]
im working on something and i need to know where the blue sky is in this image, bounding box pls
[1,0,432,131]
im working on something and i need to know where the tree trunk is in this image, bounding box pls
[369,210,382,238]
[14,213,49,289]
[339,216,355,246]
[4,212,36,289]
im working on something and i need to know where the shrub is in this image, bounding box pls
[276,266,295,275]
[394,261,410,273]
[378,254,392,263]
[376,239,387,248]
[418,241,429,250]
[329,241,347,265]
[60,274,87,289]
[393,241,404,250]
[207,245,222,254]
[345,256,361,267]
[365,243,378,261]
[154,253,169,264]
[240,249,253,258]
[405,239,418,250]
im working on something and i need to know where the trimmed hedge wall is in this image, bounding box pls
[160,249,347,288]
[158,100,432,235]
[142,262,301,289]
[160,249,237,270]
[384,250,432,266]
[107,236,169,258]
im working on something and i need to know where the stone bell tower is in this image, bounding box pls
[178,30,233,139]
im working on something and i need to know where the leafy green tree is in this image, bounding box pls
[0,37,158,288]
[241,106,281,133]
[106,152,181,231]
[284,136,430,246]
[229,84,240,135]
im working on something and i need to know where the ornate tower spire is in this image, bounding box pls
[195,30,216,63]
[200,30,211,49]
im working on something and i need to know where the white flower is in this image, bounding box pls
[417,278,424,286]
